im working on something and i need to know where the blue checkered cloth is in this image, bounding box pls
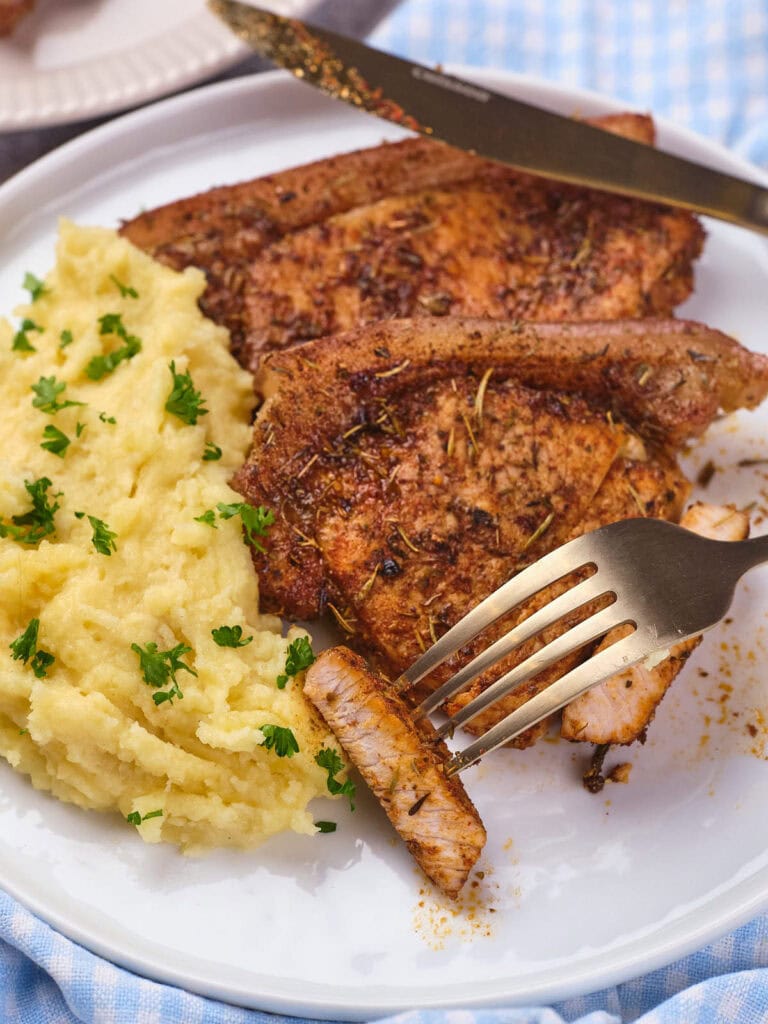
[5,2,768,1021]
[371,0,768,166]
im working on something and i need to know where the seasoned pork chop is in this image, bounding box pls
[304,646,486,897]
[243,177,701,366]
[561,502,751,745]
[0,0,34,35]
[234,316,768,744]
[121,114,703,371]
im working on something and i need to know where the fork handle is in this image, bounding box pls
[733,533,768,576]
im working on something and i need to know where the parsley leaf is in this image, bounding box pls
[131,640,196,706]
[315,747,356,810]
[75,512,117,555]
[0,477,60,545]
[216,502,274,552]
[259,724,299,758]
[10,619,38,662]
[31,651,55,678]
[23,272,48,302]
[211,625,253,648]
[59,329,74,349]
[40,424,71,458]
[12,318,43,354]
[202,441,222,461]
[110,275,139,299]
[165,361,208,425]
[126,809,163,826]
[86,313,142,380]
[315,821,337,833]
[276,635,314,689]
[10,618,55,678]
[194,509,217,528]
[31,376,85,415]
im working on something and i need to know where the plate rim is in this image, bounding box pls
[2,67,768,1019]
[0,2,252,131]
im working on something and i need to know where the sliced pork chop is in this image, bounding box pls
[304,646,486,897]
[561,502,751,745]
[234,316,768,745]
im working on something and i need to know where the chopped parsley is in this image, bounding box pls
[31,376,85,415]
[203,441,222,461]
[131,640,196,706]
[216,502,274,552]
[0,477,60,545]
[12,318,43,353]
[315,747,356,810]
[165,361,208,425]
[59,329,74,349]
[211,625,252,648]
[10,619,55,678]
[98,412,116,425]
[75,512,117,555]
[76,422,86,438]
[126,809,163,826]
[86,313,142,380]
[194,509,216,528]
[23,272,48,302]
[276,636,314,690]
[40,424,71,458]
[110,274,139,299]
[259,724,299,758]
[315,821,337,833]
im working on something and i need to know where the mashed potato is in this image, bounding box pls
[0,221,343,851]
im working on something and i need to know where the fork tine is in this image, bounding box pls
[417,573,610,717]
[445,630,648,775]
[395,531,597,692]
[435,601,627,738]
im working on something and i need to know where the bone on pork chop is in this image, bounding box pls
[120,114,703,373]
[233,316,768,746]
[304,645,486,898]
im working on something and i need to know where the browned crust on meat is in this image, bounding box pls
[120,113,702,368]
[304,646,486,897]
[247,316,768,453]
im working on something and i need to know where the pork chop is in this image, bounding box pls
[233,316,768,744]
[120,114,703,371]
[304,645,486,897]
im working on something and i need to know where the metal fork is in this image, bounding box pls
[398,516,768,776]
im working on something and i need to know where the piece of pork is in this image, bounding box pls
[243,172,701,367]
[120,114,703,371]
[234,316,768,746]
[304,646,486,897]
[561,502,751,744]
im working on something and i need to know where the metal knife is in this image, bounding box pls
[209,0,768,235]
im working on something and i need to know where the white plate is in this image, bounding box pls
[0,0,311,130]
[2,69,768,1021]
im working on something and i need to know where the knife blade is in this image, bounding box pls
[208,0,768,235]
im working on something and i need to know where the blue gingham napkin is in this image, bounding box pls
[5,2,768,1022]
[371,0,768,166]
